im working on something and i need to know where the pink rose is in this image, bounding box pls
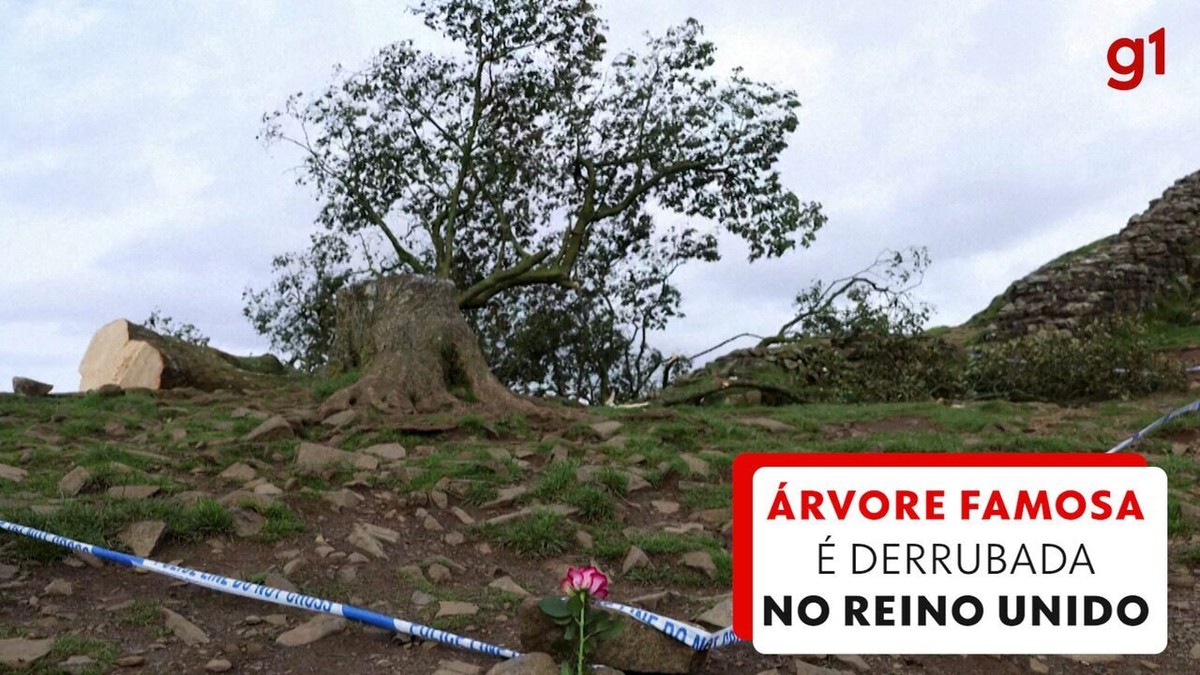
[561,565,609,599]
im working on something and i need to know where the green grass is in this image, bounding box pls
[312,369,360,401]
[477,510,574,558]
[257,502,307,543]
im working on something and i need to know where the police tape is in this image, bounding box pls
[0,519,521,660]
[596,599,742,649]
[1107,397,1200,453]
[0,518,747,659]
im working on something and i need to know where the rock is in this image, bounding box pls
[362,442,407,461]
[118,520,167,557]
[323,489,364,509]
[833,654,870,671]
[106,485,160,499]
[205,658,233,672]
[0,638,54,666]
[115,655,147,667]
[482,486,527,509]
[622,546,651,574]
[589,420,623,440]
[230,508,265,538]
[43,578,73,596]
[519,597,703,674]
[58,466,91,496]
[793,661,850,675]
[1065,654,1123,665]
[276,615,348,647]
[1189,642,1200,659]
[0,463,28,482]
[575,530,594,549]
[740,416,794,433]
[436,601,480,617]
[488,576,530,597]
[694,596,732,628]
[12,376,53,396]
[1030,657,1050,674]
[679,454,709,476]
[652,500,680,514]
[450,506,475,525]
[295,442,377,473]
[58,655,95,674]
[444,532,466,546]
[411,591,435,607]
[322,409,358,427]
[427,563,452,583]
[245,415,295,442]
[218,462,257,482]
[347,522,400,559]
[486,652,559,675]
[0,563,17,580]
[681,551,716,578]
[436,660,483,675]
[162,607,210,646]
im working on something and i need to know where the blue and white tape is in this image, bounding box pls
[0,519,520,659]
[1107,397,1200,453]
[596,599,742,650]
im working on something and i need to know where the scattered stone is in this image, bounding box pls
[115,655,147,667]
[162,607,210,646]
[0,463,28,482]
[43,579,73,596]
[362,443,407,461]
[436,601,480,618]
[245,415,294,442]
[1190,643,1200,660]
[322,409,358,427]
[450,506,475,525]
[411,591,435,607]
[695,596,732,629]
[58,655,95,674]
[347,522,400,559]
[106,485,160,499]
[205,658,233,672]
[231,406,269,420]
[436,660,482,675]
[740,416,794,433]
[230,508,265,538]
[575,530,594,550]
[0,638,54,667]
[444,532,466,546]
[833,654,870,671]
[488,576,531,597]
[793,661,849,675]
[254,482,283,496]
[622,546,651,574]
[323,489,365,509]
[1029,657,1050,674]
[295,442,377,473]
[218,462,257,482]
[652,500,680,515]
[423,514,444,532]
[626,473,651,492]
[681,551,716,578]
[0,563,18,580]
[58,466,91,496]
[679,454,709,476]
[589,420,623,440]
[276,615,348,647]
[118,520,167,557]
[430,489,449,509]
[482,486,527,509]
[427,563,452,584]
[486,652,558,675]
[12,376,53,396]
[1065,654,1123,665]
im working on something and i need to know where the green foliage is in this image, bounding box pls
[143,307,210,347]
[250,0,824,401]
[311,368,361,401]
[478,510,574,558]
[965,320,1187,402]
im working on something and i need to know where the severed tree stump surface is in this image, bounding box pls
[78,319,285,392]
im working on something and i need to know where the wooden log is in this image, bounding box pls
[78,319,286,392]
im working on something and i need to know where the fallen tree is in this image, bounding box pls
[78,319,286,392]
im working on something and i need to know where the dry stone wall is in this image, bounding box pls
[982,170,1200,338]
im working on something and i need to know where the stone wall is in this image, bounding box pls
[981,170,1200,338]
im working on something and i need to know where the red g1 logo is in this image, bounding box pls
[1108,27,1165,90]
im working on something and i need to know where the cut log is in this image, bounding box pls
[322,275,535,416]
[79,319,286,392]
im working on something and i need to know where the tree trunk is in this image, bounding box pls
[322,274,533,415]
[79,319,287,392]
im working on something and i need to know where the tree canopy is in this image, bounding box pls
[248,0,825,401]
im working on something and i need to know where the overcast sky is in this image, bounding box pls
[2,0,1197,393]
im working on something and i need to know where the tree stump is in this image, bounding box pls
[78,319,286,392]
[322,275,533,415]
